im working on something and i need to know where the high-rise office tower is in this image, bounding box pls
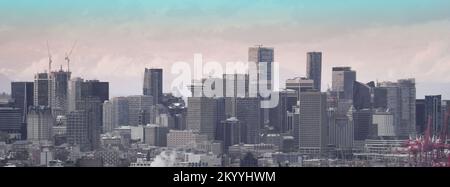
[11,82,34,139]
[11,82,34,116]
[67,78,107,150]
[126,95,153,126]
[372,87,388,109]
[66,110,90,151]
[80,97,103,149]
[287,106,300,138]
[332,67,356,100]
[112,97,129,127]
[49,69,71,117]
[248,46,274,90]
[269,90,297,133]
[295,91,328,154]
[68,78,108,133]
[103,101,113,133]
[143,68,163,104]
[83,80,109,103]
[232,97,261,144]
[398,79,416,137]
[68,77,83,112]
[416,99,426,135]
[373,109,395,137]
[327,107,354,150]
[350,108,373,141]
[353,81,371,110]
[378,82,401,133]
[442,100,450,136]
[285,77,314,93]
[143,125,169,147]
[425,95,442,136]
[285,77,315,104]
[27,106,53,142]
[68,78,109,112]
[0,107,22,138]
[217,117,241,152]
[306,52,322,91]
[34,73,50,106]
[167,101,187,130]
[186,97,220,140]
[102,97,130,133]
[66,96,102,151]
[379,79,416,138]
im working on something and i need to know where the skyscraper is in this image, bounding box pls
[379,79,416,138]
[306,52,322,91]
[103,101,113,133]
[143,68,163,104]
[332,67,356,100]
[11,82,34,116]
[285,77,314,93]
[379,81,401,135]
[248,46,274,90]
[143,124,169,146]
[67,78,107,150]
[373,109,395,137]
[66,110,90,151]
[217,117,241,152]
[416,99,426,135]
[126,95,153,126]
[269,90,297,133]
[353,81,371,110]
[295,91,328,154]
[102,97,130,133]
[398,79,416,137]
[425,95,442,136]
[0,107,22,138]
[350,108,373,141]
[34,73,50,106]
[68,78,109,112]
[49,69,71,117]
[27,106,53,142]
[186,97,219,140]
[372,87,388,109]
[234,97,261,144]
[327,105,354,152]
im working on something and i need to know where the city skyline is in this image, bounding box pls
[1,0,450,99]
[2,1,450,168]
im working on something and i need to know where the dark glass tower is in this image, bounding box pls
[143,68,163,104]
[306,52,322,91]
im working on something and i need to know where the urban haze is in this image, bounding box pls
[1,0,450,167]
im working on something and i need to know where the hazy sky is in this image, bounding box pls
[1,0,450,98]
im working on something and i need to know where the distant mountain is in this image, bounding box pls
[0,73,11,94]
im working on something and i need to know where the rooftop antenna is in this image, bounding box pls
[65,40,77,72]
[46,41,52,73]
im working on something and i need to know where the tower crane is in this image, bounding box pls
[47,41,52,73]
[65,41,77,72]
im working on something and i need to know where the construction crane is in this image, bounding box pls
[65,41,77,72]
[46,41,52,73]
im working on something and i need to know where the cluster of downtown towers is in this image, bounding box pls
[1,46,447,156]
